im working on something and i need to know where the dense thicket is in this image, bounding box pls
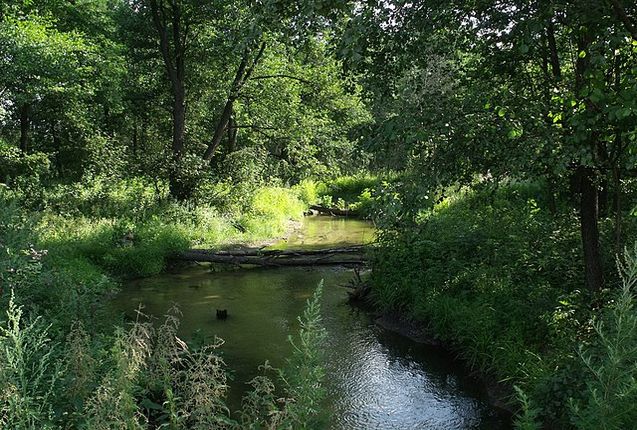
[344,0,637,292]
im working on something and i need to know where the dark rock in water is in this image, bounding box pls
[216,309,228,320]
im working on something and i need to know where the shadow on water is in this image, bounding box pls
[111,217,511,429]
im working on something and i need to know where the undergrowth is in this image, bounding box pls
[370,183,637,428]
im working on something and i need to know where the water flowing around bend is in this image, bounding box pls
[112,217,510,429]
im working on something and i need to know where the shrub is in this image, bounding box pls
[568,247,637,429]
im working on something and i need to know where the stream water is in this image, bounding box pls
[112,216,510,429]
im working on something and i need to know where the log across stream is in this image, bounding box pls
[174,246,367,267]
[112,216,510,429]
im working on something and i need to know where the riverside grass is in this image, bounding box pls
[369,183,637,429]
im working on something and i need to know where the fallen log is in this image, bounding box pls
[309,205,353,217]
[175,252,366,267]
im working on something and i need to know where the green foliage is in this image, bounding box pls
[370,183,636,426]
[280,282,327,428]
[239,283,328,430]
[0,140,50,206]
[313,174,393,218]
[513,386,542,430]
[292,179,320,206]
[0,292,58,430]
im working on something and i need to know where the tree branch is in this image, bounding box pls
[609,0,637,40]
[203,41,267,161]
[230,124,278,130]
[250,74,311,85]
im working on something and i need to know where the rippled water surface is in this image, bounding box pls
[112,217,510,429]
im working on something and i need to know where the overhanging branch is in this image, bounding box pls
[251,74,311,85]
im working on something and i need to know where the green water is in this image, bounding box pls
[269,216,375,250]
[112,216,510,429]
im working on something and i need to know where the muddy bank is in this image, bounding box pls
[373,311,516,415]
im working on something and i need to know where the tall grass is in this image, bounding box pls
[31,181,307,279]
[0,285,328,429]
[0,292,58,429]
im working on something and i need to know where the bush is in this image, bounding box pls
[568,247,637,429]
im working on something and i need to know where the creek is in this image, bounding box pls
[112,216,510,429]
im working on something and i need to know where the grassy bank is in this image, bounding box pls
[370,183,637,429]
[31,179,307,279]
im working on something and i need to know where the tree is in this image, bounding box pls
[344,0,637,291]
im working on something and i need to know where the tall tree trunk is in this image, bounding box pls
[546,174,557,214]
[19,103,30,153]
[52,120,62,176]
[598,178,609,217]
[228,115,238,153]
[541,17,561,215]
[132,123,138,155]
[578,167,603,292]
[575,29,604,292]
[149,0,188,200]
[169,81,187,199]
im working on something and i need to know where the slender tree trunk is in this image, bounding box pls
[132,123,138,155]
[598,178,609,217]
[578,166,604,292]
[149,0,188,200]
[575,29,604,292]
[541,18,561,215]
[546,175,557,214]
[228,115,238,153]
[613,166,622,255]
[52,120,62,176]
[169,80,187,199]
[19,103,30,153]
[203,42,266,161]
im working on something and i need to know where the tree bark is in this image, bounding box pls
[19,103,30,153]
[149,0,188,199]
[578,166,604,292]
[228,115,238,153]
[174,251,366,267]
[546,20,561,80]
[613,166,622,255]
[52,120,62,176]
[182,246,365,258]
[575,29,604,292]
[309,205,355,217]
